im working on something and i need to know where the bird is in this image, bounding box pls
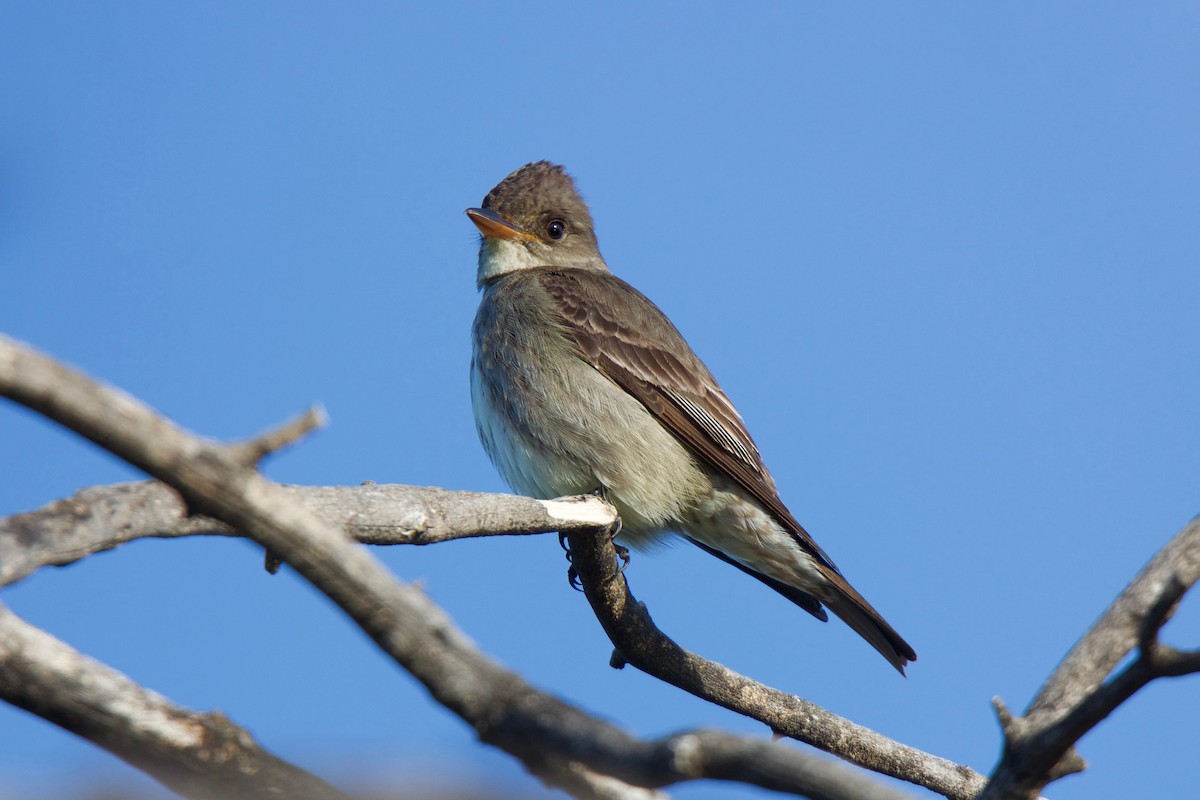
[466,161,916,673]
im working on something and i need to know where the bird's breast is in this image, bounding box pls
[471,279,711,544]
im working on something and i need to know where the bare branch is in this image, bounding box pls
[0,484,921,800]
[981,516,1200,800]
[0,603,348,800]
[562,528,987,800]
[227,406,328,465]
[0,480,930,799]
[1027,517,1200,716]
[663,730,922,800]
[538,761,671,800]
[1147,644,1200,677]
[0,334,918,799]
[0,480,617,588]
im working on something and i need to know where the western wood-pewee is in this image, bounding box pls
[467,161,916,673]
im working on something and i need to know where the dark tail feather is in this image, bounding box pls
[687,537,915,674]
[687,537,828,621]
[821,572,917,675]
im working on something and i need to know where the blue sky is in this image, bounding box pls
[2,4,1199,798]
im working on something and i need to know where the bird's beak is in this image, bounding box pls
[465,207,535,241]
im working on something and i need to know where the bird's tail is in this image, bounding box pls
[686,536,916,674]
[820,571,916,675]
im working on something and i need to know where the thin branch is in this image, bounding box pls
[227,406,328,465]
[981,517,1200,800]
[1148,644,1200,677]
[1027,517,1200,717]
[562,527,987,800]
[664,730,923,800]
[0,334,918,799]
[0,480,617,588]
[538,761,671,800]
[0,603,348,800]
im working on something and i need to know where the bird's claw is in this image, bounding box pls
[559,532,584,591]
[561,488,627,587]
[608,516,623,539]
[614,543,630,573]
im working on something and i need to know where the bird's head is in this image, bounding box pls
[467,161,607,286]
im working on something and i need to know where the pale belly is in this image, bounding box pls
[470,355,711,549]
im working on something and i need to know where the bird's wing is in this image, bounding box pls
[537,267,917,672]
[536,268,840,572]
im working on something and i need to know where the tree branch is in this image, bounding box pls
[0,480,936,799]
[0,603,349,800]
[0,480,617,588]
[0,484,922,800]
[1,333,919,799]
[981,516,1200,800]
[562,527,987,800]
[16,332,1197,799]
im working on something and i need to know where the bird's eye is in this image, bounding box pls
[546,220,566,240]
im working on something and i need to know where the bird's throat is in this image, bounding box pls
[477,237,546,286]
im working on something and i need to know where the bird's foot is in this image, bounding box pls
[566,564,582,591]
[558,532,584,592]
[561,488,628,586]
[614,542,630,573]
[608,515,623,539]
